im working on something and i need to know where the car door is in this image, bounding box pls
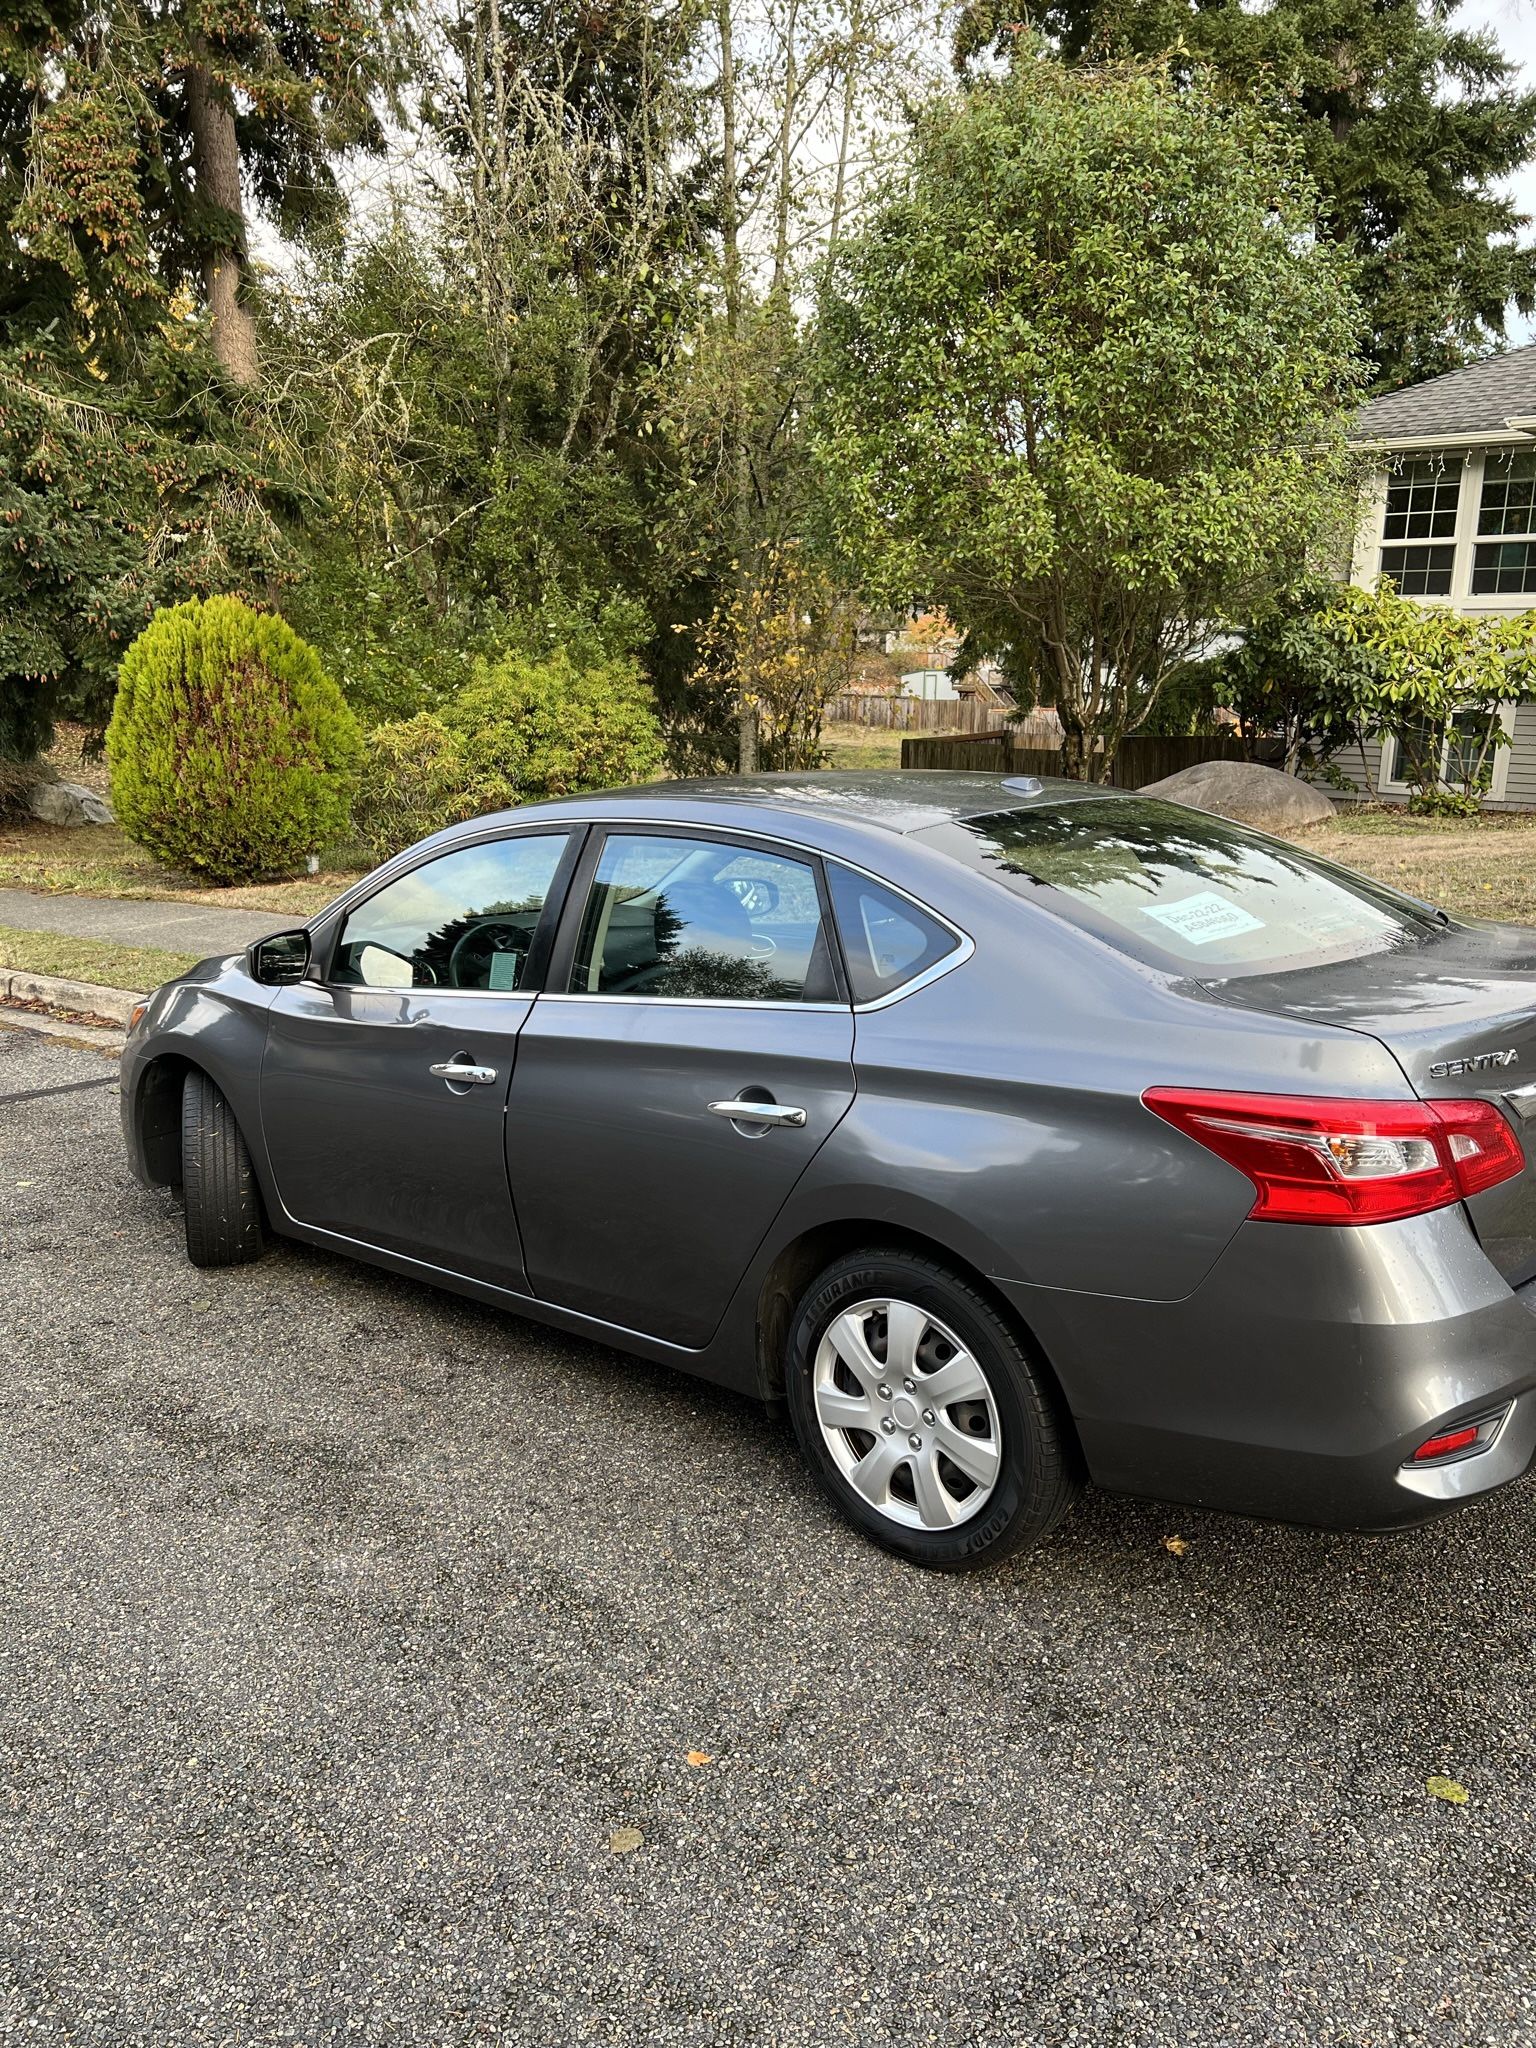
[259,828,579,1289]
[504,826,857,1346]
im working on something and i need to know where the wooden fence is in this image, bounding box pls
[826,693,1019,734]
[899,731,1277,784]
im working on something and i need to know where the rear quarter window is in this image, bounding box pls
[920,798,1435,978]
[828,865,961,1003]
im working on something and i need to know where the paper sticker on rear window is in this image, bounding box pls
[1141,892,1265,947]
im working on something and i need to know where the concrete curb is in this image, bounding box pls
[1,970,144,1026]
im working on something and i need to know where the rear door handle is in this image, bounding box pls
[708,1098,808,1128]
[430,1062,498,1085]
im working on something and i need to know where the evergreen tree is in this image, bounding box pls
[1,1,404,380]
[954,1,1536,390]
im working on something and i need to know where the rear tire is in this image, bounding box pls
[785,1248,1077,1569]
[180,1069,266,1269]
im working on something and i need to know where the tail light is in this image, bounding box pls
[1142,1088,1525,1225]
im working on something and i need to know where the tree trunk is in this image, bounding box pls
[185,54,259,385]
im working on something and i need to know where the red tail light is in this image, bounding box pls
[1142,1088,1525,1225]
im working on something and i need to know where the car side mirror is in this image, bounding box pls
[249,929,312,985]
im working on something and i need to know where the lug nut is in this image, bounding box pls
[877,1383,891,1400]
[880,1416,896,1435]
[903,1378,916,1394]
[908,1433,923,1451]
[922,1408,935,1427]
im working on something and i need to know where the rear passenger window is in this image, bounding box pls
[829,867,960,1005]
[569,832,837,1002]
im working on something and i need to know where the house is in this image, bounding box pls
[1344,346,1536,808]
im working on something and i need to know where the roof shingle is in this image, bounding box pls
[1353,345,1536,441]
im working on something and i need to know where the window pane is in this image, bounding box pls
[828,866,959,1004]
[333,835,568,990]
[1471,540,1536,594]
[570,833,835,1002]
[1446,710,1498,789]
[1478,450,1536,536]
[1380,544,1454,596]
[1385,718,1444,788]
[1382,458,1460,541]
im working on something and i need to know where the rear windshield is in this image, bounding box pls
[919,798,1437,977]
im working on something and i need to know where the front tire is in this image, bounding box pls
[785,1249,1077,1569]
[180,1070,266,1269]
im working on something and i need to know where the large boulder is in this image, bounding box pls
[1140,758,1335,831]
[27,779,114,827]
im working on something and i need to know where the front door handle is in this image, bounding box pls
[430,1061,498,1086]
[708,1097,808,1128]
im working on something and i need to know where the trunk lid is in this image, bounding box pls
[1209,921,1536,1284]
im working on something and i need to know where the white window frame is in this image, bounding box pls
[1375,451,1466,600]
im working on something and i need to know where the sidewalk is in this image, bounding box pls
[0,887,288,959]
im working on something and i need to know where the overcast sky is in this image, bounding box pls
[1463,0,1536,342]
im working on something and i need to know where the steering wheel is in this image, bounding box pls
[448,919,530,990]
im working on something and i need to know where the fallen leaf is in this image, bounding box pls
[1426,1776,1469,1805]
[685,1750,712,1767]
[609,1826,644,1854]
[1162,1535,1188,1557]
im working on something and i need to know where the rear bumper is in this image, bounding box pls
[1002,1208,1536,1531]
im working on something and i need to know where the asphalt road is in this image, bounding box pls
[4,1023,1536,2048]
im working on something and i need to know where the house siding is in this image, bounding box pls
[1504,703,1536,808]
[1339,434,1536,809]
[1326,711,1536,810]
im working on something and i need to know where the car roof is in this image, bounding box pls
[502,771,1121,839]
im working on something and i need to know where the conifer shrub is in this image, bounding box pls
[107,597,361,883]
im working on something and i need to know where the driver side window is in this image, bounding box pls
[331,834,569,991]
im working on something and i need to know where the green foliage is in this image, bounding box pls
[106,596,361,883]
[351,713,474,863]
[443,648,667,804]
[1319,581,1536,806]
[0,2,404,362]
[1208,583,1384,770]
[354,647,667,860]
[267,225,690,731]
[955,0,1536,390]
[0,339,301,762]
[814,54,1365,779]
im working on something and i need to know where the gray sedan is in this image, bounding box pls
[121,773,1536,1567]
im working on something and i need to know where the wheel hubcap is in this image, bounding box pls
[811,1297,1002,1531]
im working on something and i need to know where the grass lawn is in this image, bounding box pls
[819,724,905,771]
[0,822,361,916]
[0,923,201,993]
[1304,811,1536,926]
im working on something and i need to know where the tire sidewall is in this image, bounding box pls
[785,1254,1044,1568]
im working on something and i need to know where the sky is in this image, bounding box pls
[1465,0,1536,342]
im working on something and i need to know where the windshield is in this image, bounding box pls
[919,798,1439,977]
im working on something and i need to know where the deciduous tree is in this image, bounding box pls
[814,54,1365,779]
[955,0,1536,390]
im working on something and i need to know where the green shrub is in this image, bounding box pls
[443,647,666,803]
[351,713,474,863]
[350,647,667,863]
[106,597,361,884]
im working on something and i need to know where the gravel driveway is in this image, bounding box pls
[3,1023,1535,2047]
